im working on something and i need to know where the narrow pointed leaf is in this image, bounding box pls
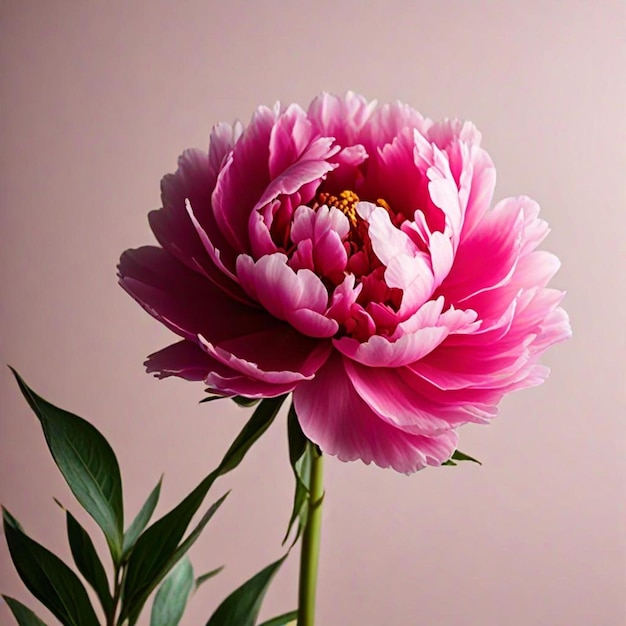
[124,493,228,623]
[150,556,194,626]
[451,449,482,465]
[199,395,225,403]
[205,555,288,626]
[3,509,100,626]
[195,565,224,590]
[9,368,124,561]
[2,596,49,626]
[282,404,312,546]
[66,510,113,615]
[3,508,24,532]
[217,395,287,473]
[258,610,298,626]
[119,395,285,622]
[123,476,163,557]
[442,459,457,466]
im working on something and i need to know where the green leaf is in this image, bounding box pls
[149,556,194,626]
[195,565,224,590]
[2,596,48,626]
[122,493,228,623]
[205,555,288,626]
[258,610,298,626]
[199,395,226,403]
[66,510,113,615]
[3,508,100,626]
[231,396,261,408]
[119,395,286,623]
[123,476,163,557]
[451,449,482,465]
[217,395,287,473]
[282,404,312,546]
[9,368,124,562]
[199,394,259,407]
[441,459,457,466]
[3,508,24,532]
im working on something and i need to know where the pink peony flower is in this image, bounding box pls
[119,92,571,473]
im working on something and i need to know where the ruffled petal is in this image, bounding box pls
[236,253,338,338]
[293,353,458,473]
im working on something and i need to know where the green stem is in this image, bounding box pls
[297,445,324,626]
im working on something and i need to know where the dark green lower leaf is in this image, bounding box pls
[205,555,288,626]
[150,556,194,626]
[258,610,298,626]
[2,596,48,626]
[66,510,113,615]
[3,509,100,626]
[9,368,124,563]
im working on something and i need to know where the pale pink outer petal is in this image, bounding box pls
[359,101,431,153]
[344,360,476,434]
[307,91,376,146]
[293,353,458,473]
[440,199,525,304]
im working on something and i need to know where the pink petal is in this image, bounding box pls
[236,254,338,338]
[149,149,215,275]
[198,332,331,385]
[440,199,524,304]
[344,360,474,434]
[145,340,216,381]
[360,101,431,153]
[293,353,458,473]
[334,326,449,368]
[118,246,271,342]
[211,105,277,252]
[307,91,376,146]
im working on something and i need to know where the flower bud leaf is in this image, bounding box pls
[122,475,163,558]
[1,595,49,626]
[205,555,288,626]
[65,510,113,615]
[149,556,194,626]
[2,508,100,626]
[8,367,124,563]
[258,610,299,626]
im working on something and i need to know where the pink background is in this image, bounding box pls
[1,2,624,625]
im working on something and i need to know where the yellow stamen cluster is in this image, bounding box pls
[317,190,361,226]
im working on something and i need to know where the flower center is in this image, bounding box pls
[315,190,393,227]
[317,190,360,227]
